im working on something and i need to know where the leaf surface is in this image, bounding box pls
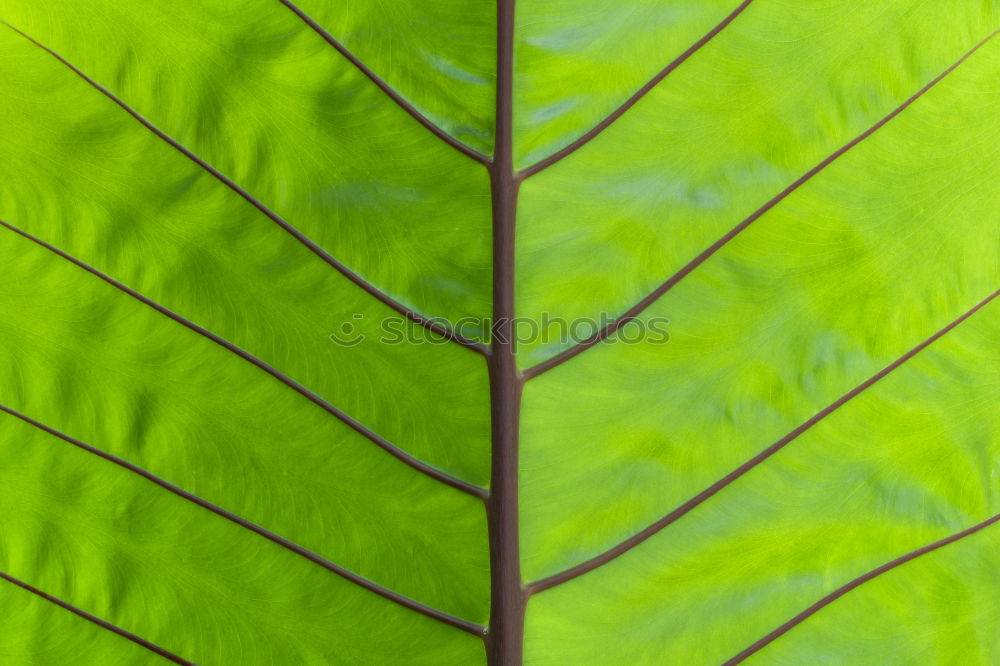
[0,1,998,664]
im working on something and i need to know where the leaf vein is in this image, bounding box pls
[517,0,755,179]
[527,286,1000,593]
[0,219,487,499]
[723,512,1000,664]
[0,569,194,665]
[0,403,486,637]
[275,0,491,164]
[1,21,488,356]
[523,29,1000,380]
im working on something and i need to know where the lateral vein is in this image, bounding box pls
[517,0,755,179]
[0,219,487,499]
[527,287,1000,593]
[275,0,491,165]
[522,29,1000,380]
[0,569,194,665]
[723,512,1000,664]
[2,21,488,357]
[0,404,486,637]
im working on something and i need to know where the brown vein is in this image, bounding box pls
[0,404,485,637]
[723,512,1000,664]
[484,0,527,662]
[517,0,755,179]
[527,287,1000,593]
[0,569,194,665]
[275,0,490,165]
[0,219,487,499]
[1,21,488,356]
[522,29,1000,381]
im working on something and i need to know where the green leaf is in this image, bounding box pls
[1,1,998,664]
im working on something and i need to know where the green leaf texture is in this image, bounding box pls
[0,1,998,664]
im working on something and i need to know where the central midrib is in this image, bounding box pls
[484,0,526,664]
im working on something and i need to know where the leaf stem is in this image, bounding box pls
[485,0,527,663]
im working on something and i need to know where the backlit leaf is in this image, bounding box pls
[1,1,997,664]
